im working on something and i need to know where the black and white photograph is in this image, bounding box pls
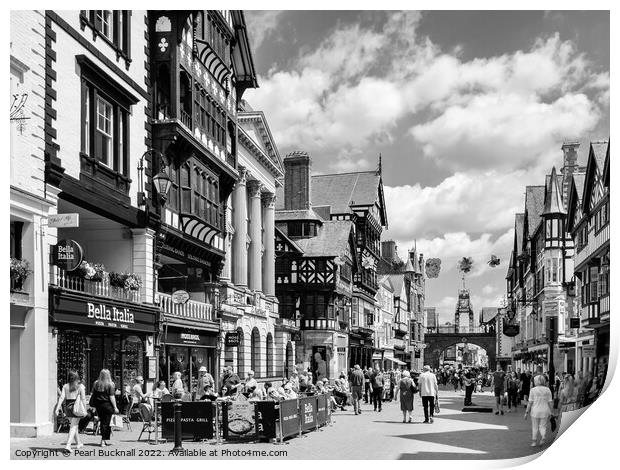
[6,3,615,464]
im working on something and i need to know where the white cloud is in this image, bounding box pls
[246,11,283,51]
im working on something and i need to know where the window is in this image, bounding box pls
[10,221,23,259]
[194,83,227,148]
[180,164,192,213]
[95,96,113,166]
[599,265,609,297]
[589,266,599,304]
[81,81,129,176]
[82,10,131,58]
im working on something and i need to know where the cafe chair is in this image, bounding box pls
[161,394,174,403]
[56,405,71,433]
[137,403,155,441]
[123,392,139,431]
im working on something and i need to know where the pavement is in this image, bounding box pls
[10,387,559,460]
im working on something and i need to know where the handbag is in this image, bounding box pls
[73,397,87,418]
[110,414,123,431]
[434,396,440,414]
[550,416,557,432]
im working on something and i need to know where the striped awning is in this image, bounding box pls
[180,213,220,246]
[196,39,231,85]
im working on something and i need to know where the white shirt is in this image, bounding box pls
[418,372,439,397]
[528,386,553,418]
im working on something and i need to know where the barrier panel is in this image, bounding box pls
[299,395,317,432]
[221,400,257,441]
[255,401,278,440]
[316,393,328,426]
[161,401,215,441]
[279,398,300,439]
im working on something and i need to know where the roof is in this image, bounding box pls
[480,307,499,324]
[310,171,387,225]
[591,141,609,171]
[542,167,566,215]
[275,209,324,222]
[566,173,587,232]
[295,220,354,258]
[378,275,395,293]
[525,186,545,237]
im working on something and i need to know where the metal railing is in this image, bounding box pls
[50,265,141,303]
[158,292,214,322]
[179,109,192,129]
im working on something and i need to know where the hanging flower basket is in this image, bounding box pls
[10,257,32,290]
[75,260,107,282]
[109,271,143,292]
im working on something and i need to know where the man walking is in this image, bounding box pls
[350,364,365,415]
[419,365,439,423]
[491,363,507,415]
[370,364,385,412]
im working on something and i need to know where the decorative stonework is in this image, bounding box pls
[247,180,263,198]
[262,192,276,208]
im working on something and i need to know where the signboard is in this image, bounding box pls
[316,394,328,426]
[582,345,596,358]
[570,317,580,329]
[223,401,256,440]
[52,239,83,271]
[171,290,190,304]
[503,324,520,337]
[299,395,317,432]
[279,398,299,438]
[48,213,80,228]
[225,332,240,347]
[161,401,214,441]
[255,401,278,440]
[50,291,157,333]
[414,350,421,359]
[165,328,217,347]
[160,239,213,269]
[147,356,157,380]
[409,321,416,346]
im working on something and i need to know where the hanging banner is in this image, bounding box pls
[299,395,317,432]
[255,401,278,440]
[279,398,300,439]
[161,401,214,441]
[52,239,83,271]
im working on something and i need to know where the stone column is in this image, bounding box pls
[262,193,276,297]
[248,180,263,292]
[232,168,248,287]
[221,196,233,282]
[131,228,155,304]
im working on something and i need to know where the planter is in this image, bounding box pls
[10,258,31,291]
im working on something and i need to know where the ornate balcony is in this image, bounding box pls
[50,265,141,303]
[158,292,214,323]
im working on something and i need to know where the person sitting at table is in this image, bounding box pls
[171,372,185,399]
[289,372,300,392]
[151,380,170,399]
[131,376,147,406]
[244,370,258,392]
[283,383,298,399]
[331,380,349,411]
[200,384,218,401]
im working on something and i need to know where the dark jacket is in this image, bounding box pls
[351,369,365,387]
[370,371,385,388]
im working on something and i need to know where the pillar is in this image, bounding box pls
[221,197,232,282]
[232,168,248,287]
[248,180,263,292]
[131,228,155,304]
[262,193,276,296]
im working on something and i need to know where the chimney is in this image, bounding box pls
[283,151,311,210]
[381,240,396,262]
[561,141,580,207]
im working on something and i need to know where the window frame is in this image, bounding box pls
[81,10,132,64]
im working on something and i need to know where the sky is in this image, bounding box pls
[243,10,610,325]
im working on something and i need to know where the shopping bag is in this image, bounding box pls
[73,398,87,418]
[110,414,123,431]
[434,397,440,414]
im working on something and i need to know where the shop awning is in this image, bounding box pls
[387,358,406,366]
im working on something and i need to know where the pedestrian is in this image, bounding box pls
[222,365,241,396]
[491,364,507,415]
[196,366,215,399]
[398,370,417,423]
[524,375,554,447]
[418,365,439,424]
[463,370,475,406]
[171,371,185,398]
[369,364,385,412]
[54,370,87,452]
[363,367,371,403]
[451,371,459,392]
[506,371,520,412]
[520,369,531,406]
[349,365,365,415]
[89,369,119,447]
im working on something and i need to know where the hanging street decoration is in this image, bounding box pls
[488,255,501,267]
[425,258,442,278]
[457,256,474,274]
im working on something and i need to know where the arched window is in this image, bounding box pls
[285,341,294,379]
[266,333,274,377]
[251,327,261,377]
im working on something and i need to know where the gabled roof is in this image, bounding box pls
[542,167,566,215]
[524,186,545,238]
[566,173,586,233]
[237,109,284,181]
[386,274,405,298]
[295,220,355,259]
[515,213,525,256]
[582,140,609,212]
[378,275,395,293]
[480,307,499,324]
[274,226,303,254]
[310,170,388,227]
[603,140,610,187]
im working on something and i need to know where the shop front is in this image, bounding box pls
[159,325,218,397]
[50,290,159,393]
[348,334,373,370]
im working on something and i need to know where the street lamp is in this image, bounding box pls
[152,170,172,205]
[137,149,172,207]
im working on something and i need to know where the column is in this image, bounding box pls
[131,228,155,304]
[248,180,263,292]
[232,168,248,287]
[220,197,232,282]
[262,193,276,296]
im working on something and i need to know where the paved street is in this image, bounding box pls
[11,387,561,460]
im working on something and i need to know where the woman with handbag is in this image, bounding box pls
[54,370,87,452]
[90,369,119,447]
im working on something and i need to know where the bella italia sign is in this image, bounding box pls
[87,302,135,326]
[52,239,84,271]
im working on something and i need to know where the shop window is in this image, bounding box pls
[266,333,274,377]
[57,330,87,390]
[251,328,261,377]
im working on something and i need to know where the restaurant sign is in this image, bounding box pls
[225,332,240,347]
[171,290,190,304]
[165,328,217,347]
[52,239,83,271]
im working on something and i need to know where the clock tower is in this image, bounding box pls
[455,289,474,332]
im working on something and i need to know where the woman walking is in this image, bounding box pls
[398,370,417,423]
[506,371,520,412]
[90,369,119,447]
[54,370,87,452]
[524,375,554,447]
